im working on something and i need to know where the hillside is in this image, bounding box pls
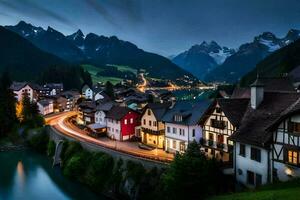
[6,21,195,81]
[0,26,68,80]
[239,39,300,86]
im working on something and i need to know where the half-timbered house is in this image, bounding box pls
[199,98,249,162]
[230,78,300,188]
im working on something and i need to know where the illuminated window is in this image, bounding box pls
[288,150,298,165]
[124,119,127,124]
[130,118,133,124]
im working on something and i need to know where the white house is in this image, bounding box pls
[37,99,54,115]
[10,82,39,102]
[230,78,300,188]
[163,100,209,154]
[82,84,93,100]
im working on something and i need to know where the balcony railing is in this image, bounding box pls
[201,139,229,151]
[141,127,164,135]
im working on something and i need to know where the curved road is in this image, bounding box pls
[45,112,174,163]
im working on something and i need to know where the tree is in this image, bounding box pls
[0,72,17,137]
[105,81,115,99]
[159,141,224,200]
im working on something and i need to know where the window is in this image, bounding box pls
[130,118,133,124]
[256,174,262,186]
[173,127,177,134]
[124,119,128,125]
[180,143,185,152]
[174,115,182,122]
[288,121,300,133]
[143,119,146,125]
[239,144,246,157]
[153,121,157,126]
[192,129,195,137]
[173,140,177,149]
[288,150,299,165]
[167,127,170,133]
[209,133,214,141]
[149,120,152,126]
[179,129,182,135]
[147,109,151,115]
[211,119,226,129]
[251,147,261,162]
[247,171,255,185]
[247,171,262,186]
[216,107,222,113]
[182,129,185,136]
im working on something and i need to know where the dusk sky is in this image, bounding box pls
[0,0,300,56]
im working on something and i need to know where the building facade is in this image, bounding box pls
[140,103,170,148]
[163,101,209,153]
[200,99,249,162]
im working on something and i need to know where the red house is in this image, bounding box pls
[106,105,141,141]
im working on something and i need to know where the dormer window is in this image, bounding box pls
[174,114,182,122]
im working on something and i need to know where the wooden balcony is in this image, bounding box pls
[141,127,164,135]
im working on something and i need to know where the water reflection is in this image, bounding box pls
[0,151,107,200]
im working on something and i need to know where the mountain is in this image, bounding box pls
[239,38,300,86]
[172,41,235,79]
[6,21,195,81]
[0,26,68,80]
[204,30,300,83]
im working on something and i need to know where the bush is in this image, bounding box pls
[63,152,86,179]
[126,161,146,185]
[84,152,114,191]
[47,140,56,157]
[61,141,83,164]
[28,129,49,153]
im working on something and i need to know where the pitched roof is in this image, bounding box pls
[10,81,42,91]
[96,101,115,112]
[162,100,210,126]
[230,92,300,148]
[106,105,135,120]
[144,102,171,121]
[232,77,295,98]
[37,99,53,106]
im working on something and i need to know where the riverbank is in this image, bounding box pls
[0,144,27,152]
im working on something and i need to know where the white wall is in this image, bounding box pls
[84,88,93,100]
[165,122,202,152]
[94,93,104,101]
[14,85,34,102]
[95,111,106,125]
[235,142,269,187]
[106,118,121,140]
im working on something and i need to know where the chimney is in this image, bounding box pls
[250,77,264,109]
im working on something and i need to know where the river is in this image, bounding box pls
[0,151,109,200]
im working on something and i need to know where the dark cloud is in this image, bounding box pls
[0,0,76,28]
[0,0,299,55]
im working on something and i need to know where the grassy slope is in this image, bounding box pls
[81,64,123,85]
[209,180,300,200]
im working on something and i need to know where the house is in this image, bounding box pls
[82,84,93,100]
[106,105,140,141]
[77,101,96,125]
[163,100,210,154]
[199,98,249,162]
[140,103,171,148]
[10,82,40,102]
[40,83,64,96]
[37,99,54,115]
[229,78,300,188]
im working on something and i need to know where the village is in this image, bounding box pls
[9,74,300,189]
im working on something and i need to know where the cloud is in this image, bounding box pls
[85,0,117,26]
[0,0,76,28]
